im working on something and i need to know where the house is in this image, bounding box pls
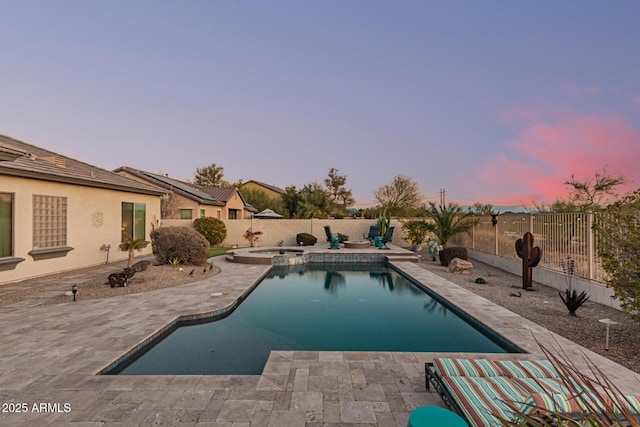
[241,180,286,200]
[114,167,256,220]
[0,135,165,285]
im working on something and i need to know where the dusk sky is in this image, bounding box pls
[2,1,639,208]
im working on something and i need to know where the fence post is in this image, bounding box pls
[494,218,499,255]
[529,214,534,234]
[587,211,594,280]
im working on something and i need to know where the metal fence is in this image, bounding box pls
[450,212,608,284]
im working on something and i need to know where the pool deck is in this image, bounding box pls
[0,245,639,426]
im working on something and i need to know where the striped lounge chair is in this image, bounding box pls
[425,357,640,427]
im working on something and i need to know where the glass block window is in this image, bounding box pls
[180,209,192,219]
[0,193,12,257]
[122,202,146,241]
[33,195,67,248]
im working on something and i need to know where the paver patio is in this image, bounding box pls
[0,247,638,426]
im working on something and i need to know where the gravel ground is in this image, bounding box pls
[2,253,639,373]
[414,249,640,374]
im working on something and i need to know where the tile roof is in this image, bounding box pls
[199,186,257,212]
[243,180,286,194]
[0,134,165,195]
[113,167,224,206]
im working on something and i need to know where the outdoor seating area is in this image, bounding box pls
[425,357,640,426]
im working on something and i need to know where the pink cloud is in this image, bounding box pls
[469,112,640,205]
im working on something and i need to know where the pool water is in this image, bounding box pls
[115,264,520,375]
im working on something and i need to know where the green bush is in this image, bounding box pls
[337,233,349,243]
[150,226,210,265]
[296,233,317,246]
[439,247,468,266]
[193,216,227,245]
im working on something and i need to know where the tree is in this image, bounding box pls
[593,189,640,321]
[470,202,496,216]
[423,201,478,247]
[193,163,225,187]
[298,182,332,218]
[160,193,180,218]
[281,186,302,218]
[324,168,355,215]
[240,187,283,213]
[564,168,627,211]
[373,175,422,215]
[119,237,146,268]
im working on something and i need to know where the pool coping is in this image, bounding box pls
[0,248,638,425]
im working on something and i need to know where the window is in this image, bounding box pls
[33,195,67,248]
[122,202,146,241]
[180,209,193,219]
[0,193,12,257]
[228,209,239,219]
[217,210,221,220]
[200,209,205,219]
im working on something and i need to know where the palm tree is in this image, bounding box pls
[119,237,146,267]
[423,202,477,247]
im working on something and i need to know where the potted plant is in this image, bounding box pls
[401,219,429,252]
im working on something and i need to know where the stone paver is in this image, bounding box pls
[0,249,638,426]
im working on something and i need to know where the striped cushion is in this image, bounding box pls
[519,393,640,424]
[434,358,504,378]
[494,359,558,379]
[434,358,559,379]
[441,376,571,427]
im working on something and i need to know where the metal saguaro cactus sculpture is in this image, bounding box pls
[515,232,542,290]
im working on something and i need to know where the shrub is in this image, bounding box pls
[439,247,468,266]
[337,233,349,243]
[296,233,317,246]
[193,217,227,245]
[150,226,210,266]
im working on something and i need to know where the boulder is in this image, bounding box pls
[448,258,473,275]
[296,233,317,246]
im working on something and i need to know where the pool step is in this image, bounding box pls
[385,254,421,263]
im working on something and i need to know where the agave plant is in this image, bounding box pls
[558,288,591,317]
[559,256,591,316]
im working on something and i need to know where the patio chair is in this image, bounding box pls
[365,225,380,244]
[324,225,339,249]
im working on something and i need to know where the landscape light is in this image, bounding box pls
[598,318,618,351]
[72,285,78,302]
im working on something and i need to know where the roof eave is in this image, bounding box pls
[1,168,166,196]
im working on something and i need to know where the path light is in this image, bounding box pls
[417,255,422,264]
[72,285,78,302]
[598,318,618,351]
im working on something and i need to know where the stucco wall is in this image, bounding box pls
[162,218,408,248]
[1,176,161,285]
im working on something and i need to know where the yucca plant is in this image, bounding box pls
[558,256,591,316]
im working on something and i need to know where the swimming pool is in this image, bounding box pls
[110,263,521,375]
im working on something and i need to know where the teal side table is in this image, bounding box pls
[407,406,468,427]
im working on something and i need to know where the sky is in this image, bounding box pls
[1,1,639,209]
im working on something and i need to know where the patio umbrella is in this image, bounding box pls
[253,208,283,219]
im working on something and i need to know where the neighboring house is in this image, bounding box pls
[198,186,256,219]
[114,167,256,220]
[0,135,165,285]
[241,180,285,200]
